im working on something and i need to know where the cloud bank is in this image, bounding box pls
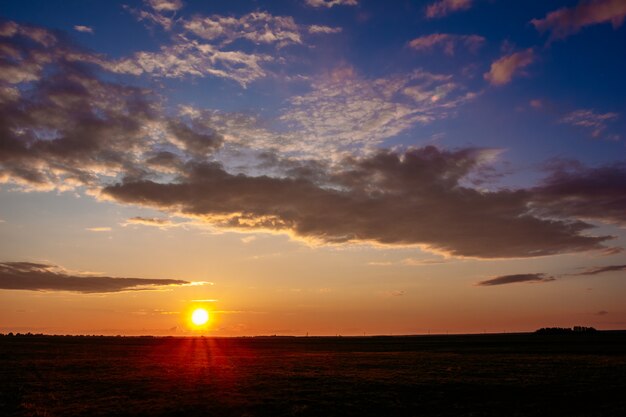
[103,147,614,259]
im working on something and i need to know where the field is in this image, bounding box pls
[1,332,626,416]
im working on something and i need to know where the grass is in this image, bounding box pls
[1,332,626,416]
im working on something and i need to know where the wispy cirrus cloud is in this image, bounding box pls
[280,66,477,154]
[532,0,626,40]
[426,0,472,19]
[0,262,191,293]
[305,0,358,8]
[408,33,484,55]
[559,109,619,139]
[118,8,343,85]
[476,273,556,286]
[484,48,534,86]
[182,12,303,47]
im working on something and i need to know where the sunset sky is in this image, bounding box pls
[1,0,625,336]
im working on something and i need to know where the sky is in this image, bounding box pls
[0,0,625,336]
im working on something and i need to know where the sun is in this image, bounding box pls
[191,308,209,326]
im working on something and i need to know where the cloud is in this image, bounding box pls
[531,162,626,227]
[182,12,303,47]
[305,0,358,8]
[105,43,271,87]
[426,0,472,19]
[408,33,485,55]
[123,216,178,229]
[531,0,626,40]
[102,146,612,259]
[118,10,341,86]
[280,67,477,154]
[308,25,342,34]
[73,25,94,34]
[477,273,556,286]
[147,0,183,12]
[0,23,162,190]
[596,310,609,315]
[559,109,619,139]
[572,264,626,276]
[86,227,112,232]
[0,262,190,293]
[0,21,232,190]
[484,48,535,86]
[0,20,623,261]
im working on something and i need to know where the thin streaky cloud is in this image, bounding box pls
[572,264,626,276]
[86,227,112,232]
[476,273,556,286]
[0,261,191,293]
[305,0,358,8]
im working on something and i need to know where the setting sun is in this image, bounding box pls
[191,308,209,326]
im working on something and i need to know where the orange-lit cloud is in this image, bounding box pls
[532,0,626,40]
[484,48,534,86]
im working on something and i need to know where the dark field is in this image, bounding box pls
[1,333,626,416]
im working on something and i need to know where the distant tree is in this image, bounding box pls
[535,326,597,334]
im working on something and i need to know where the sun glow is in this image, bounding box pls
[191,308,209,326]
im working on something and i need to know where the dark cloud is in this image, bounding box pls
[0,20,159,188]
[103,147,612,259]
[0,20,224,190]
[167,121,223,157]
[596,310,609,316]
[572,264,626,276]
[531,163,626,227]
[476,273,556,286]
[0,262,189,293]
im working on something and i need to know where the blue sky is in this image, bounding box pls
[1,0,625,335]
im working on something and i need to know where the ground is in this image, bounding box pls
[1,332,625,416]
